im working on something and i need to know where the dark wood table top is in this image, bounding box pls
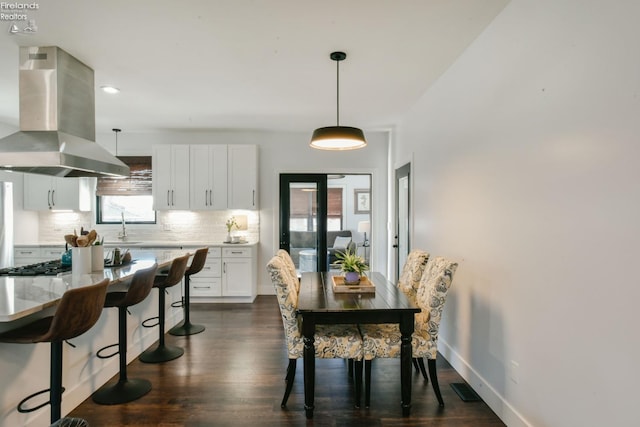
[297,271,420,322]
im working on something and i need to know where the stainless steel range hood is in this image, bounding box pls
[0,46,129,177]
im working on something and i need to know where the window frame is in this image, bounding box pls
[95,195,157,225]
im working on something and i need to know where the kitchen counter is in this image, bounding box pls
[16,241,257,248]
[0,249,189,322]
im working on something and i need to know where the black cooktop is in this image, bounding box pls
[0,259,72,277]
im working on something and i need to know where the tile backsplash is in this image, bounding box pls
[37,210,259,245]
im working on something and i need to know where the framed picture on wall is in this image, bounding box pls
[354,189,370,214]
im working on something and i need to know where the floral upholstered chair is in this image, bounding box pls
[397,249,430,373]
[276,249,299,291]
[267,256,364,408]
[359,256,458,407]
[397,250,430,304]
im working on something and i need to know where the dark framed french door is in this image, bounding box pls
[279,174,329,272]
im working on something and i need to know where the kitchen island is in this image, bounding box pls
[12,242,259,303]
[0,249,190,427]
[0,249,188,323]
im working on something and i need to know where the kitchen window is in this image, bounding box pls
[96,156,156,224]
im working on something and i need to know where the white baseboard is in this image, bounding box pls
[438,339,532,427]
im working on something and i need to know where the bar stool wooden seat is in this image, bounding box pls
[0,279,109,424]
[92,263,158,404]
[169,247,208,336]
[139,254,190,363]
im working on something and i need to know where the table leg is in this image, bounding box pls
[302,320,316,419]
[400,313,414,416]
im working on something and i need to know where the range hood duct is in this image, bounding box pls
[0,46,129,177]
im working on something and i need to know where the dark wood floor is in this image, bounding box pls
[70,296,505,426]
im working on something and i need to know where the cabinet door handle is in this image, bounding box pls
[204,189,208,206]
[209,190,212,206]
[47,190,51,208]
[223,262,226,273]
[172,190,175,206]
[194,286,210,289]
[167,190,170,206]
[252,189,255,206]
[51,190,55,207]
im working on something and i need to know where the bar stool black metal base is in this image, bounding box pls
[92,378,151,405]
[169,321,205,336]
[139,344,184,363]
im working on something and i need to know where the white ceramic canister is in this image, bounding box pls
[72,246,92,275]
[91,245,104,271]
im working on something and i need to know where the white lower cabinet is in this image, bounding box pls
[186,245,256,301]
[189,247,222,297]
[13,247,40,267]
[14,246,65,266]
[222,247,253,297]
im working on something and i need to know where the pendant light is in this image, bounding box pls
[310,51,367,150]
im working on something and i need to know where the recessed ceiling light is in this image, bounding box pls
[100,85,120,94]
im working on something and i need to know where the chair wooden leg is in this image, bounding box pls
[412,357,420,372]
[354,360,363,408]
[364,359,372,408]
[427,358,444,406]
[416,357,429,381]
[281,359,297,408]
[348,358,354,380]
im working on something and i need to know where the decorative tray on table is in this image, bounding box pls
[332,275,376,293]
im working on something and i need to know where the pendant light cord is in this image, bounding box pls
[336,58,340,126]
[113,128,121,156]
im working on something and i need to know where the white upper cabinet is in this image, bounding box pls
[190,145,228,210]
[152,145,190,210]
[23,174,91,211]
[152,144,258,211]
[227,144,258,209]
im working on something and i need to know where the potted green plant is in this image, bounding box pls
[336,249,369,285]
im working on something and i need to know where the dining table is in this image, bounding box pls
[296,271,420,418]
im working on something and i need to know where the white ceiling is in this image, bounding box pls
[0,0,508,135]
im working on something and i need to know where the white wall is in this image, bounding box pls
[393,1,640,426]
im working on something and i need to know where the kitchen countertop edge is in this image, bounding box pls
[15,241,259,248]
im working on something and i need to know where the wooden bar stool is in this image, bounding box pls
[139,254,190,363]
[169,247,208,336]
[0,279,109,424]
[92,263,158,404]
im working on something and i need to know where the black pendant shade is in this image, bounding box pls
[310,51,367,150]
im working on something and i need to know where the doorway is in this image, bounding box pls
[394,163,410,282]
[279,173,371,273]
[280,174,328,272]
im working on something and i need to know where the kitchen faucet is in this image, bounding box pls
[118,212,127,241]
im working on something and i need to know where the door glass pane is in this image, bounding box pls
[398,175,409,274]
[289,183,319,272]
